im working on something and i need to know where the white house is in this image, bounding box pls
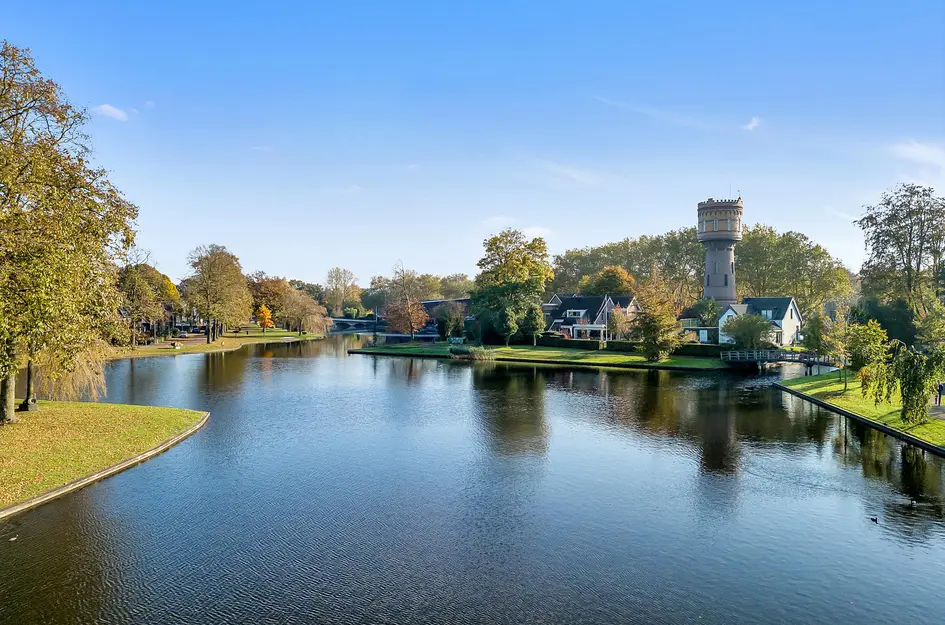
[718,297,803,347]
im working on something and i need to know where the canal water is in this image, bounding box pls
[1,335,944,624]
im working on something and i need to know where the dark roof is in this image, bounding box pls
[741,297,798,321]
[678,304,700,320]
[610,295,634,308]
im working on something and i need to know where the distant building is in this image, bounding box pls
[718,297,803,347]
[697,197,743,307]
[544,295,639,339]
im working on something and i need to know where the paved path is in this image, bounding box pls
[930,405,945,421]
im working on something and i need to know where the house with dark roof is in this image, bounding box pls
[544,295,639,339]
[718,297,802,346]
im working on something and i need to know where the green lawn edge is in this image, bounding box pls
[0,401,206,510]
[349,343,727,371]
[110,327,324,360]
[781,371,945,450]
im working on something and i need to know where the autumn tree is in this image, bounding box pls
[631,270,682,361]
[581,265,636,296]
[0,42,137,419]
[472,229,554,345]
[387,262,429,340]
[182,245,252,343]
[607,305,632,340]
[248,271,294,323]
[280,289,329,335]
[255,305,274,332]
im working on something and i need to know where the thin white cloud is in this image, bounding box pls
[522,226,553,239]
[593,95,715,131]
[130,107,139,115]
[540,160,603,185]
[480,215,515,228]
[826,206,860,222]
[889,140,945,170]
[145,100,156,108]
[741,117,761,131]
[92,104,128,121]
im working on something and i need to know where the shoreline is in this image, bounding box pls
[775,381,945,458]
[348,346,726,373]
[0,405,210,521]
[108,333,324,361]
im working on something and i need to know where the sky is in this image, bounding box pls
[6,0,945,285]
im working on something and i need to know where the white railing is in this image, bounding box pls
[720,350,832,364]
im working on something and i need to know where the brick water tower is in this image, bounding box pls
[697,197,743,307]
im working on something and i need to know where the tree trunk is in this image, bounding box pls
[0,372,15,423]
[206,319,213,344]
[19,359,37,412]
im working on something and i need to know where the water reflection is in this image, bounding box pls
[1,336,944,625]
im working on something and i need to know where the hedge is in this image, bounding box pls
[604,340,640,353]
[535,336,602,350]
[673,343,725,357]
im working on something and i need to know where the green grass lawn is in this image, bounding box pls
[111,324,322,359]
[351,342,727,370]
[0,401,206,509]
[782,371,945,449]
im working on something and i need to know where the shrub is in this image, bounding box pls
[604,340,640,352]
[449,345,495,360]
[536,336,601,350]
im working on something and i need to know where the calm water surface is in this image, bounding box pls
[1,335,944,624]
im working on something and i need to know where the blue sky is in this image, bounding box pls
[7,0,945,284]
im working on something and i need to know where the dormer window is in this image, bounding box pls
[761,309,774,320]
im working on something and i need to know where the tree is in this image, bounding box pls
[472,229,554,344]
[0,42,137,420]
[607,305,632,340]
[440,273,474,299]
[859,342,945,424]
[280,289,329,335]
[857,183,945,313]
[847,319,889,372]
[631,270,682,361]
[433,301,466,339]
[916,298,945,347]
[325,267,358,317]
[387,261,430,340]
[248,272,294,322]
[519,304,546,346]
[182,245,252,343]
[689,298,722,327]
[360,276,393,313]
[386,301,429,338]
[823,304,853,390]
[582,265,636,296]
[722,314,774,349]
[288,279,324,303]
[255,305,274,332]
[803,310,828,354]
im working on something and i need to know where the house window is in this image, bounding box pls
[724,274,728,287]
[790,308,793,320]
[714,219,719,231]
[761,309,773,320]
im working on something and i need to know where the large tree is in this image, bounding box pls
[248,271,294,322]
[182,245,252,343]
[280,289,329,336]
[325,267,358,317]
[857,183,945,313]
[472,229,554,345]
[387,262,429,340]
[0,42,137,420]
[631,269,682,361]
[722,314,774,349]
[581,265,636,296]
[440,273,474,299]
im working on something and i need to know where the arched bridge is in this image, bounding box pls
[329,317,385,330]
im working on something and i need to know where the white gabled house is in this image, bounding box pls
[718,297,803,347]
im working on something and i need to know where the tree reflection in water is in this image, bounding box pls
[472,365,548,456]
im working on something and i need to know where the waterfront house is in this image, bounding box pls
[718,297,803,347]
[544,295,639,339]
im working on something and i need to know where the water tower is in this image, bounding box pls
[697,197,743,307]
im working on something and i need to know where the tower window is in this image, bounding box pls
[705,275,710,287]
[727,219,731,231]
[714,219,719,232]
[731,262,735,274]
[714,261,719,274]
[724,274,728,287]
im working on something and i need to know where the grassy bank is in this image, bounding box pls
[111,326,322,359]
[350,343,727,371]
[0,401,205,509]
[782,372,945,448]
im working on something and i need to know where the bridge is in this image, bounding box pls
[329,317,385,330]
[720,350,834,367]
